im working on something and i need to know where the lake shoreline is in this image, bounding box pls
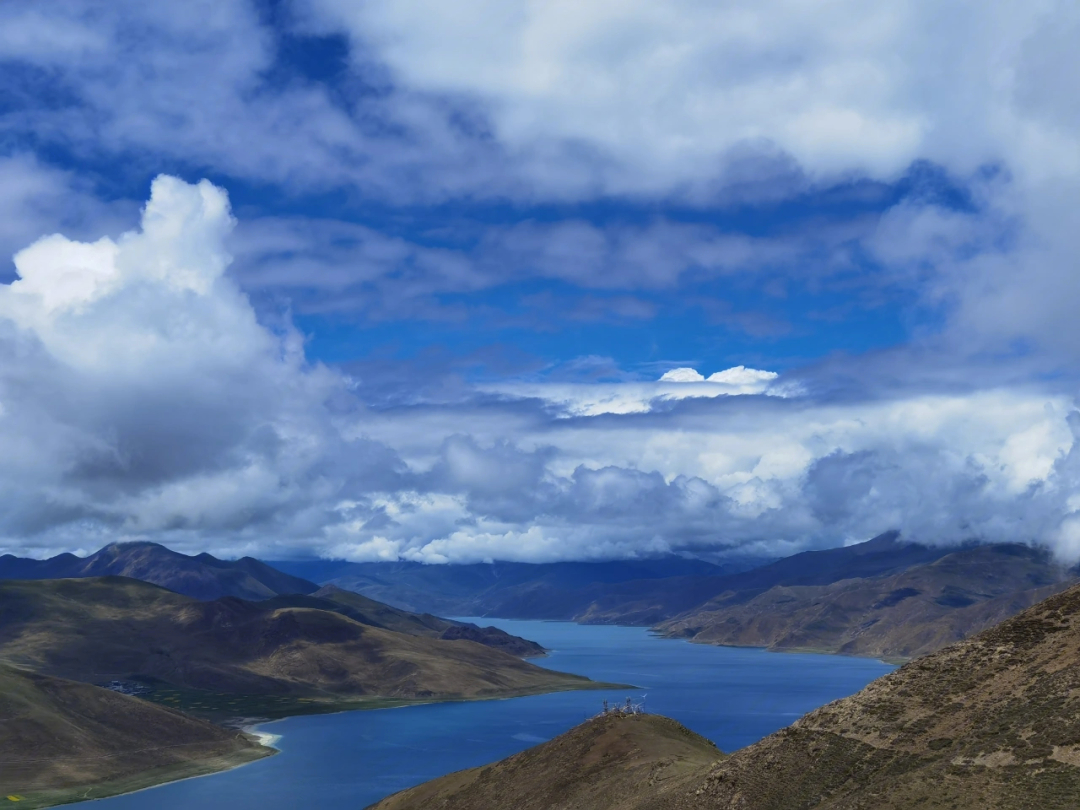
[83,620,893,810]
[38,680,628,809]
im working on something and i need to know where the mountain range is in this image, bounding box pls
[658,541,1074,660]
[369,578,1080,809]
[0,541,319,601]
[270,555,739,618]
[277,533,1078,661]
[7,535,1073,664]
[276,533,968,623]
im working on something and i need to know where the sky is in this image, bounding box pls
[2,0,1080,564]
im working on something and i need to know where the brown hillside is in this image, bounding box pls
[0,663,270,809]
[0,577,604,705]
[368,712,721,810]
[304,585,546,657]
[659,543,1074,660]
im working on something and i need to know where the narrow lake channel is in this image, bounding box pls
[88,619,893,809]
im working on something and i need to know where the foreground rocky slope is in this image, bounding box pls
[369,580,1080,810]
[0,663,271,808]
[369,713,720,810]
[0,577,604,708]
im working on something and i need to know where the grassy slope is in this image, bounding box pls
[367,713,721,810]
[366,580,1080,810]
[276,586,547,657]
[0,664,271,809]
[0,578,608,709]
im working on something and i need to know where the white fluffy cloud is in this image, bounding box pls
[0,176,378,556]
[291,0,1080,367]
[3,178,1080,563]
[302,0,1070,191]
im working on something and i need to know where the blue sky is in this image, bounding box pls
[1,0,1079,563]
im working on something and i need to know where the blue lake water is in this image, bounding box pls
[89,619,893,809]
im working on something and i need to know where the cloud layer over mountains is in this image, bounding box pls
[0,177,1078,564]
[1,2,1080,564]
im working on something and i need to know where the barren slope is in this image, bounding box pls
[368,713,721,810]
[660,543,1074,660]
[0,578,605,705]
[0,664,271,809]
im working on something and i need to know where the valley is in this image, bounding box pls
[278,533,1078,663]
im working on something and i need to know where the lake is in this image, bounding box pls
[89,619,893,809]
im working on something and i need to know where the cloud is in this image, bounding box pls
[0,155,134,281]
[0,176,404,557]
[659,368,704,383]
[660,366,780,387]
[3,0,1080,570]
[346,386,1080,563]
[301,0,1069,192]
[5,0,1080,377]
[3,179,1080,565]
[478,366,785,417]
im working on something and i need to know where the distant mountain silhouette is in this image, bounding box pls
[280,533,1077,661]
[0,541,319,601]
[269,555,746,618]
[274,533,951,622]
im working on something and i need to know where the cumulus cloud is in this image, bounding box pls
[4,181,1080,565]
[0,176,401,557]
[659,368,704,383]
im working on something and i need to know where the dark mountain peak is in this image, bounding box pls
[91,540,183,560]
[313,583,350,597]
[0,542,318,601]
[856,529,904,549]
